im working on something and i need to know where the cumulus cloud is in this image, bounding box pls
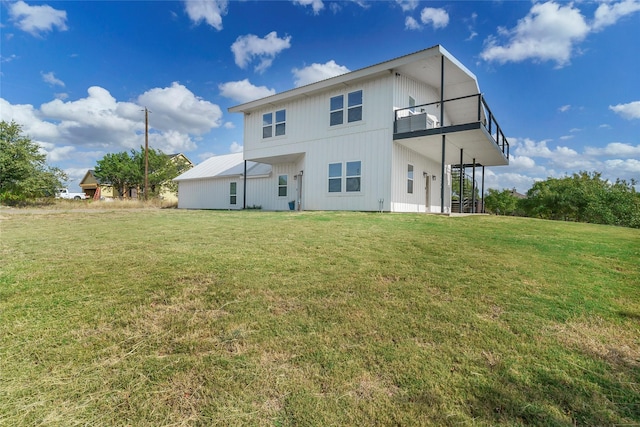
[41,71,65,87]
[292,60,350,87]
[592,0,640,31]
[420,7,449,29]
[293,0,324,15]
[229,141,243,153]
[489,136,640,193]
[231,31,292,73]
[1,83,221,164]
[8,0,67,36]
[609,101,640,119]
[481,1,640,68]
[396,0,419,12]
[405,16,421,31]
[481,2,589,67]
[137,82,223,134]
[219,79,276,104]
[184,0,228,30]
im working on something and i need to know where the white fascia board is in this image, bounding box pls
[229,45,448,114]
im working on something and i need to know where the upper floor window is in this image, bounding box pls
[330,90,362,126]
[263,109,286,138]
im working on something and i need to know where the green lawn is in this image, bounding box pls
[1,209,638,426]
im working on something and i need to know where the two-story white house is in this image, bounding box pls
[176,45,509,212]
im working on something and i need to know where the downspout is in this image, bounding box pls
[243,160,247,209]
[440,54,446,213]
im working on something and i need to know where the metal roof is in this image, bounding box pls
[173,153,272,182]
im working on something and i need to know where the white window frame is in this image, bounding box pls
[278,175,287,197]
[328,161,362,193]
[330,90,362,126]
[263,109,286,139]
[230,182,237,205]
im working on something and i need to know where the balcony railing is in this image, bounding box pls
[394,94,509,159]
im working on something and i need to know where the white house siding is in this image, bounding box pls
[245,163,298,210]
[177,177,244,210]
[393,74,451,126]
[244,75,395,212]
[390,143,449,212]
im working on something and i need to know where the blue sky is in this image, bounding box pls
[1,0,639,193]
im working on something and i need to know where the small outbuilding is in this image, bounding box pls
[174,153,298,210]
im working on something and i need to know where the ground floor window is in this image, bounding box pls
[407,164,414,194]
[328,161,361,193]
[230,182,237,205]
[278,175,287,197]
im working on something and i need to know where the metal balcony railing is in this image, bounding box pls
[394,94,509,159]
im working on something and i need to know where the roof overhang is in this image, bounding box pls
[228,45,479,114]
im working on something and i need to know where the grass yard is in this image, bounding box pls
[0,208,638,426]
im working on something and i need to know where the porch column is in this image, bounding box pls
[481,166,486,213]
[472,159,476,213]
[459,149,464,213]
[439,54,446,213]
[243,160,247,209]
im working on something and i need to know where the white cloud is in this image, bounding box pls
[1,83,221,163]
[585,142,640,157]
[219,79,276,104]
[558,104,571,113]
[229,141,243,153]
[609,100,640,119]
[293,0,324,15]
[292,60,350,87]
[559,135,574,141]
[8,0,67,36]
[223,122,235,129]
[405,16,421,31]
[137,82,223,134]
[54,93,68,100]
[41,71,65,87]
[592,0,640,31]
[231,32,292,73]
[396,0,419,12]
[420,7,449,29]
[481,2,589,67]
[183,0,228,31]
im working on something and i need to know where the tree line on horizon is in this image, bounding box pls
[484,172,640,228]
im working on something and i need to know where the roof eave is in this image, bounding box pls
[229,44,455,114]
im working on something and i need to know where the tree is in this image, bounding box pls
[0,120,67,204]
[94,148,191,199]
[521,171,640,228]
[94,151,139,198]
[484,188,522,215]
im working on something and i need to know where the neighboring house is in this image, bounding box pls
[178,45,509,212]
[82,153,193,200]
[79,170,117,199]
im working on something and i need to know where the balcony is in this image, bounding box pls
[393,94,509,167]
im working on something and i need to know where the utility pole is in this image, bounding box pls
[144,107,149,201]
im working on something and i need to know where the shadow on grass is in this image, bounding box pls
[466,349,640,426]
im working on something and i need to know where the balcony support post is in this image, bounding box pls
[459,149,464,213]
[481,166,486,213]
[439,54,446,214]
[472,159,476,213]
